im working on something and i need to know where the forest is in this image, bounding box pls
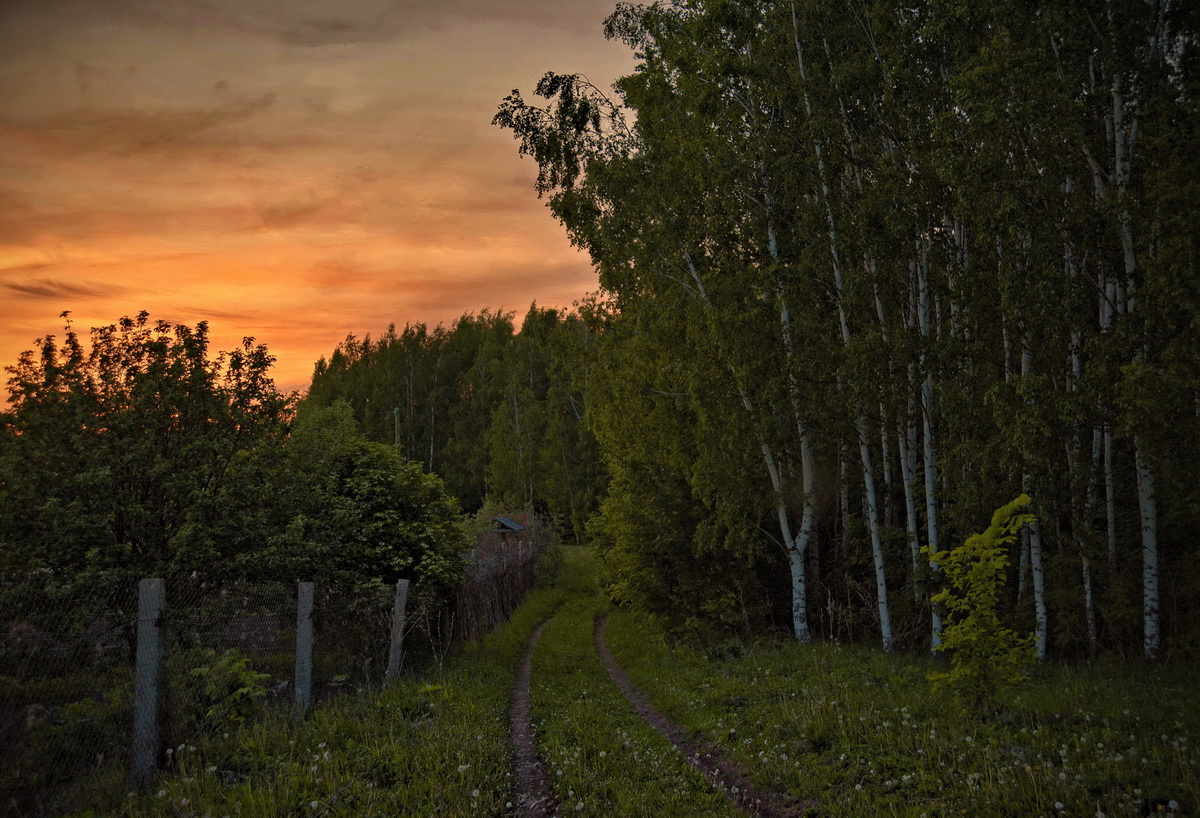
[305,0,1200,664]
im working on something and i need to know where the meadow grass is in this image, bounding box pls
[604,608,1198,816]
[528,548,738,817]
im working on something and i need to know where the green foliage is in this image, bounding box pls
[0,312,293,596]
[925,495,1037,714]
[230,400,472,601]
[185,648,270,729]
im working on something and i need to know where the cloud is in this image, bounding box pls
[91,0,613,46]
[3,277,126,300]
[0,93,282,159]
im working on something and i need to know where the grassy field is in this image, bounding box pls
[89,547,1196,817]
[605,608,1198,816]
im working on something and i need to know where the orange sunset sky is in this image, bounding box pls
[0,0,635,394]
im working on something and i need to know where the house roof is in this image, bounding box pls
[491,515,526,532]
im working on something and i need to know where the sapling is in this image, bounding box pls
[923,495,1037,716]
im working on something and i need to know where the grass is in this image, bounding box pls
[49,546,1196,817]
[528,550,738,816]
[604,608,1199,816]
[105,579,574,817]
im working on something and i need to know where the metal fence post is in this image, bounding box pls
[385,578,410,682]
[130,578,164,790]
[294,581,314,716]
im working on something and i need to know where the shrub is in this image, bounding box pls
[924,494,1037,715]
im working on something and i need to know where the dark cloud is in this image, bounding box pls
[14,0,612,47]
[3,277,126,300]
[0,92,283,159]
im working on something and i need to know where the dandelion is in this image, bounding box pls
[310,801,319,809]
[458,764,470,773]
[208,765,217,773]
[156,790,166,798]
[1055,802,1064,811]
[599,751,606,758]
[575,802,584,812]
[1169,801,1179,811]
[471,789,480,799]
[181,799,189,807]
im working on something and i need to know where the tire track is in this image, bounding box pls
[511,616,558,817]
[593,614,810,817]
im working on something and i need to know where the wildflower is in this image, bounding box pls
[599,751,606,758]
[575,802,584,812]
[457,764,470,773]
[208,766,217,773]
[156,790,166,798]
[471,789,480,799]
[1055,803,1064,811]
[310,801,319,809]
[1169,802,1179,811]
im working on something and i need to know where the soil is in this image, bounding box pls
[511,618,558,817]
[593,615,812,817]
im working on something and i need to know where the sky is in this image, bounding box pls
[0,0,635,394]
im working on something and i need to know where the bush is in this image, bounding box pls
[925,494,1037,715]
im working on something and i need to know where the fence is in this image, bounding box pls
[0,515,556,816]
[0,575,407,817]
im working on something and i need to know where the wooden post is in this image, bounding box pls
[294,581,314,716]
[131,578,164,790]
[385,579,410,682]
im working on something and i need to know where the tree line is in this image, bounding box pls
[305,306,606,544]
[483,0,1197,660]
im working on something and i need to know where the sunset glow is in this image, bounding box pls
[0,0,634,393]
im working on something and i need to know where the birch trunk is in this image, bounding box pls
[1021,343,1048,661]
[916,239,943,649]
[896,379,923,602]
[792,2,890,650]
[1135,443,1160,659]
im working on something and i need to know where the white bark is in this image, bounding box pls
[1021,343,1048,661]
[792,5,890,651]
[916,239,943,649]
[776,279,815,643]
[1135,442,1160,659]
[1082,554,1099,660]
[896,379,923,602]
